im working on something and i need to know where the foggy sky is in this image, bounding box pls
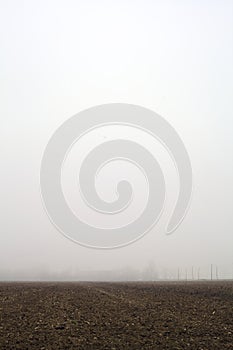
[0,0,233,280]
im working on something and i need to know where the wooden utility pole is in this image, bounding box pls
[211,264,213,281]
[216,266,219,280]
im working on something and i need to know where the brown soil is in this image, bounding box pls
[0,281,232,349]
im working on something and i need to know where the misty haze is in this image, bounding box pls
[0,0,232,349]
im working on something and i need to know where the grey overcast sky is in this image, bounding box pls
[0,0,233,280]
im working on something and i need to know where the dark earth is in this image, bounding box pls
[0,282,232,349]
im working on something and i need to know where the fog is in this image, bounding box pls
[0,0,233,281]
